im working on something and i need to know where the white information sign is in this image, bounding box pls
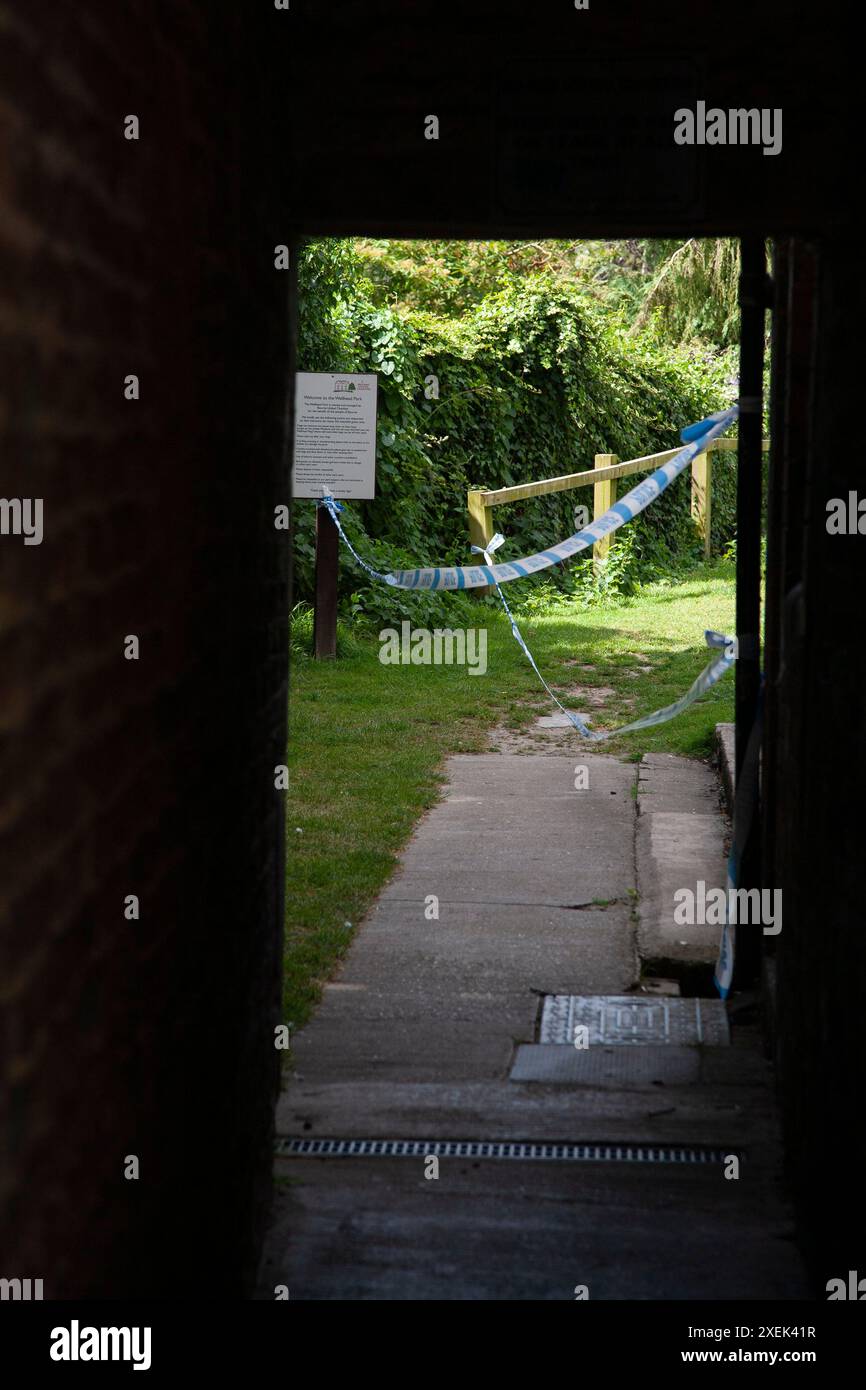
[292,372,378,499]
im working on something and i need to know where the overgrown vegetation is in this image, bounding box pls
[294,237,744,624]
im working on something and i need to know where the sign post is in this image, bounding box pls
[313,502,340,659]
[292,372,378,659]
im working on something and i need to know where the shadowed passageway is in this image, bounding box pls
[263,752,805,1299]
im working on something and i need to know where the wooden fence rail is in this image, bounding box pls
[467,437,770,582]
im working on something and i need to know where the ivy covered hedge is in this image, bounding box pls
[294,241,737,626]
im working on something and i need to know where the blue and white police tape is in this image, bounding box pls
[317,408,740,739]
[318,406,738,591]
[477,528,735,743]
[316,492,394,584]
[471,532,596,737]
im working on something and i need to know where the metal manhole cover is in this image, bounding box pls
[539,995,729,1046]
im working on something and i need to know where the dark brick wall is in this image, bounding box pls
[0,2,292,1296]
[764,237,865,1288]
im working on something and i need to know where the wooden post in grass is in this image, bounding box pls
[691,448,712,560]
[314,503,339,659]
[593,454,618,573]
[467,488,494,596]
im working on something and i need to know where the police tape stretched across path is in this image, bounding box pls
[316,405,740,742]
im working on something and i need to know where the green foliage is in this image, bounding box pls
[567,528,647,608]
[355,238,653,318]
[297,238,367,370]
[289,602,362,660]
[356,238,525,316]
[634,239,741,349]
[355,236,747,352]
[295,240,740,620]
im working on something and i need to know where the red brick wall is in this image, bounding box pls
[0,1,291,1296]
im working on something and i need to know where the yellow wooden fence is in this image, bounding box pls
[467,437,770,578]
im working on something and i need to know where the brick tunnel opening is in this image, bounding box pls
[0,0,860,1318]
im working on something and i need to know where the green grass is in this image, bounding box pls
[283,558,735,1030]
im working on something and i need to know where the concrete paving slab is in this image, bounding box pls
[259,1158,807,1301]
[535,712,591,727]
[636,752,727,967]
[440,752,628,799]
[383,757,633,907]
[334,901,636,989]
[276,1076,787,1153]
[717,721,736,813]
[380,860,629,907]
[510,1043,703,1085]
[291,899,636,1083]
[292,1020,522,1083]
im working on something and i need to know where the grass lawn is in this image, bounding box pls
[283,559,736,1032]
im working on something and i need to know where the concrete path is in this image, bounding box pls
[636,752,728,972]
[260,749,807,1300]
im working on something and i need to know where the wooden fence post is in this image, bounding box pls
[691,448,712,560]
[593,454,618,571]
[467,489,494,594]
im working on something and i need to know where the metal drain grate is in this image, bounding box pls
[276,1137,740,1165]
[539,995,729,1046]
